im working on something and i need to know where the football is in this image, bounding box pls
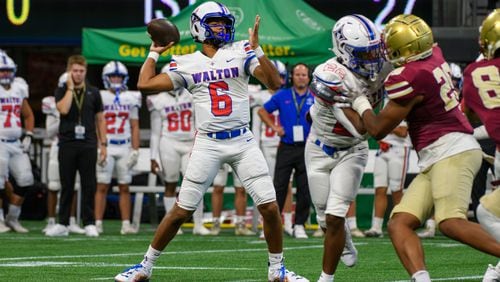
[147,18,180,46]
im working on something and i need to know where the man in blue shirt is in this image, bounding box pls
[258,63,314,239]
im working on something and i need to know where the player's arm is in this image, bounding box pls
[96,111,107,159]
[333,106,366,138]
[21,99,34,132]
[392,125,408,138]
[137,43,176,93]
[251,106,262,146]
[130,110,140,151]
[354,96,420,140]
[248,15,281,90]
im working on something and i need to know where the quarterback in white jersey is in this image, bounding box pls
[147,86,210,236]
[0,53,35,233]
[365,98,412,238]
[115,2,307,282]
[95,61,141,235]
[305,15,390,282]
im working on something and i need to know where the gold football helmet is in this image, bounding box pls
[479,9,500,60]
[382,14,434,66]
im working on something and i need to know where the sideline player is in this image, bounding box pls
[94,61,141,235]
[307,14,391,282]
[41,73,85,235]
[115,2,308,281]
[0,53,35,233]
[461,9,500,281]
[148,85,210,236]
[346,14,500,281]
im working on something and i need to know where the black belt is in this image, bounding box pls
[280,141,305,147]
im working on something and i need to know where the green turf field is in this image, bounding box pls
[0,220,495,281]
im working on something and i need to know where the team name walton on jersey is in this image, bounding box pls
[191,67,239,84]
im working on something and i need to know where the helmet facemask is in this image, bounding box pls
[0,55,16,86]
[190,2,235,47]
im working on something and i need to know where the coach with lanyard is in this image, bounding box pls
[50,55,107,237]
[258,62,314,239]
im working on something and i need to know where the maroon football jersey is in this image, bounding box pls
[462,57,500,145]
[384,46,473,152]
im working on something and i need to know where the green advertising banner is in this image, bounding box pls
[82,0,335,66]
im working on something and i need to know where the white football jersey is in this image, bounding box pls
[100,90,141,140]
[165,40,260,133]
[147,88,195,141]
[310,59,392,147]
[0,79,29,139]
[250,89,280,147]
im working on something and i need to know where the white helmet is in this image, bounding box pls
[190,1,235,47]
[271,60,287,78]
[331,14,384,79]
[58,72,68,88]
[0,54,16,85]
[102,61,129,90]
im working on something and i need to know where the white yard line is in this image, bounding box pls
[391,275,483,281]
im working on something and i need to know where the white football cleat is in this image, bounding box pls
[349,228,365,238]
[364,228,383,238]
[121,225,139,235]
[193,225,211,235]
[341,223,358,267]
[5,217,28,233]
[84,225,99,237]
[268,265,309,282]
[45,224,69,237]
[96,222,103,234]
[483,262,500,282]
[284,225,294,237]
[0,220,11,233]
[417,227,435,238]
[68,224,86,234]
[210,221,220,235]
[293,225,308,239]
[235,223,256,236]
[115,263,152,282]
[259,230,266,240]
[42,222,54,234]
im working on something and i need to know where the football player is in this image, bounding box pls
[42,73,85,235]
[148,83,210,236]
[307,14,391,282]
[94,61,141,235]
[346,14,500,281]
[462,9,500,281]
[115,2,308,281]
[0,53,35,233]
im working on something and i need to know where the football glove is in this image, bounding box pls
[127,149,139,169]
[22,131,33,153]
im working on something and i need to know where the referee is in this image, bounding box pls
[47,55,107,237]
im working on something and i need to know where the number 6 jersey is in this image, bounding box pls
[164,40,260,133]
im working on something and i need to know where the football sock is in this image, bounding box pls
[412,270,431,282]
[0,209,4,221]
[372,217,383,231]
[193,199,204,227]
[268,252,284,270]
[69,216,77,226]
[283,213,292,229]
[319,271,334,282]
[425,219,436,230]
[122,220,131,227]
[163,197,176,213]
[47,217,56,225]
[8,204,21,220]
[346,217,358,230]
[142,245,161,269]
